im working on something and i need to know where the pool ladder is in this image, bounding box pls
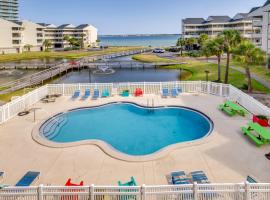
[147,99,155,113]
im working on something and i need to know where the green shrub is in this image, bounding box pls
[241,83,248,90]
[187,50,203,57]
[256,115,268,120]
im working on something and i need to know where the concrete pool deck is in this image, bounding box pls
[0,93,269,185]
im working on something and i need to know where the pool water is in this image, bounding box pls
[40,103,213,156]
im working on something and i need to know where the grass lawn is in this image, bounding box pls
[162,60,270,93]
[0,47,144,62]
[230,60,270,83]
[0,88,35,102]
[132,54,177,63]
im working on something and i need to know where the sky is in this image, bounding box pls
[19,0,266,35]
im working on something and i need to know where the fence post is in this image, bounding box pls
[220,83,223,96]
[144,82,146,94]
[141,184,146,200]
[62,84,65,96]
[207,82,211,94]
[90,184,94,200]
[193,182,198,200]
[245,182,251,200]
[38,184,43,200]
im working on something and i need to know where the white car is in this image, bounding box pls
[153,48,165,53]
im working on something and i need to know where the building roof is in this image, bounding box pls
[205,16,231,23]
[263,0,270,7]
[249,7,260,13]
[182,18,205,25]
[57,24,75,29]
[37,23,57,28]
[76,24,91,29]
[231,13,251,21]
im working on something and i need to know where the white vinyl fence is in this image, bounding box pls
[0,81,270,125]
[0,183,270,200]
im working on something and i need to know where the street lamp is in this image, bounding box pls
[205,70,210,82]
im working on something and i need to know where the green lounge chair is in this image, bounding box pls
[241,122,268,147]
[102,89,110,98]
[118,176,137,186]
[121,90,129,97]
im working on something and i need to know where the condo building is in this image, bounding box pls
[0,0,98,53]
[0,0,18,21]
[38,23,98,49]
[182,14,256,39]
[0,18,98,54]
[248,0,270,54]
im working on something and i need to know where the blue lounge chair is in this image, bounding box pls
[162,88,169,98]
[82,89,90,100]
[171,171,190,185]
[102,89,110,98]
[171,88,179,97]
[15,171,40,186]
[93,89,100,100]
[247,176,257,183]
[0,171,4,179]
[71,90,80,100]
[190,171,210,184]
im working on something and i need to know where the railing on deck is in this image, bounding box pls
[0,81,270,125]
[0,183,270,200]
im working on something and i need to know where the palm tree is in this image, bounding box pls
[186,38,197,51]
[24,44,33,52]
[198,33,209,48]
[202,42,212,62]
[203,37,225,82]
[63,35,71,47]
[233,40,266,93]
[43,39,52,51]
[219,30,241,84]
[80,33,86,49]
[176,38,186,56]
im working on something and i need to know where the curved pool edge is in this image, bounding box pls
[32,102,215,162]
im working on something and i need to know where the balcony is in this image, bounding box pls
[253,20,262,27]
[252,33,262,38]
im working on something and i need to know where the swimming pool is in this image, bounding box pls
[39,103,213,156]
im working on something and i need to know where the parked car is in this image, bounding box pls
[167,46,181,52]
[153,48,165,53]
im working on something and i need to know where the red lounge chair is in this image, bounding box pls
[62,179,84,200]
[135,88,143,97]
[65,178,84,186]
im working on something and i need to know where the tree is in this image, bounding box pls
[176,38,186,56]
[219,30,241,84]
[186,38,197,51]
[202,37,225,82]
[24,44,33,52]
[198,34,209,47]
[63,35,71,47]
[202,41,212,62]
[80,33,86,49]
[43,39,52,51]
[233,40,266,93]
